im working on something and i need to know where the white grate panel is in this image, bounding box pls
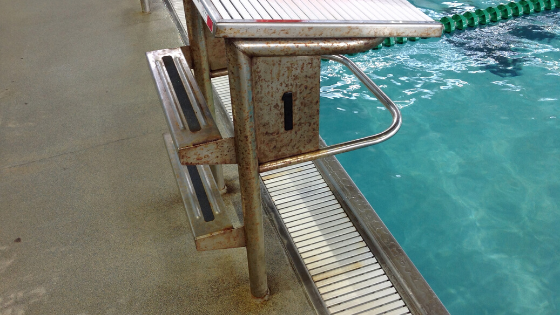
[207,0,434,22]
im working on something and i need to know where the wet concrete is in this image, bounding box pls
[0,0,315,314]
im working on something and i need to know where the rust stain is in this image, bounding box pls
[260,167,306,180]
[312,261,365,282]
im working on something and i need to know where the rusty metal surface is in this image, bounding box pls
[225,39,269,299]
[146,48,222,151]
[215,23,442,39]
[179,137,237,165]
[163,134,235,241]
[192,0,442,38]
[204,25,228,71]
[208,0,433,21]
[196,226,246,251]
[180,45,194,68]
[258,54,402,173]
[185,0,214,111]
[185,0,226,191]
[252,56,320,163]
[210,68,228,78]
[214,22,442,39]
[233,38,384,57]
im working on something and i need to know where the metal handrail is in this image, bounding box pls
[258,54,402,173]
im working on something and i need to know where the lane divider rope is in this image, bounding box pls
[344,0,559,53]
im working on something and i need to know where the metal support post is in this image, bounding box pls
[140,0,150,13]
[225,39,269,300]
[184,0,226,192]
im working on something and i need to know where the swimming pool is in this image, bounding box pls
[319,3,559,314]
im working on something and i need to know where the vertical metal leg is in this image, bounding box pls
[140,0,150,13]
[184,0,226,192]
[225,39,269,300]
[210,164,226,192]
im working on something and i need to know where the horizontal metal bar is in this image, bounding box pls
[335,295,404,315]
[309,252,373,276]
[288,212,348,233]
[210,68,229,78]
[259,54,401,172]
[284,207,345,228]
[282,204,342,223]
[268,179,326,197]
[274,186,331,205]
[291,220,353,243]
[297,231,360,253]
[232,38,384,57]
[276,191,334,210]
[299,236,363,259]
[312,257,377,282]
[278,196,337,216]
[214,22,443,38]
[307,246,371,271]
[317,264,384,292]
[327,286,396,310]
[382,306,411,315]
[266,174,324,192]
[303,240,366,265]
[271,183,329,201]
[290,217,350,238]
[326,282,395,307]
[261,164,316,181]
[261,161,313,175]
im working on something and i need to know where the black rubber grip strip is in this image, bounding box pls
[282,92,294,131]
[162,56,201,132]
[186,165,215,222]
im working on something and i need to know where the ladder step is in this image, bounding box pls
[147,48,222,152]
[163,133,234,247]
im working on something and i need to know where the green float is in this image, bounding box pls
[452,14,469,29]
[440,16,456,33]
[463,11,479,27]
[530,0,545,11]
[507,1,524,16]
[396,37,408,44]
[383,37,396,47]
[345,0,560,53]
[486,6,502,21]
[519,0,535,13]
[475,8,491,24]
[497,4,513,18]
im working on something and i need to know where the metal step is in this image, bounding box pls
[149,48,243,251]
[147,48,223,155]
[163,133,243,251]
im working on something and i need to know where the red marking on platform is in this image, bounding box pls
[206,16,213,31]
[255,19,304,23]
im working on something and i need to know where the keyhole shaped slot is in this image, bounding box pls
[282,92,294,131]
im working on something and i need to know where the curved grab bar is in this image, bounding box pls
[259,54,402,173]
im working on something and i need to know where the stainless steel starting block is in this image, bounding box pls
[147,0,443,302]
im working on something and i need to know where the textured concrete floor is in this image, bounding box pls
[0,0,315,314]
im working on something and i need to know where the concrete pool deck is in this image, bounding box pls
[0,0,315,313]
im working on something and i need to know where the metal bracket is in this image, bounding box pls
[196,226,246,251]
[179,137,237,165]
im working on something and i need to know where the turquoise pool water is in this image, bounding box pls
[319,4,560,315]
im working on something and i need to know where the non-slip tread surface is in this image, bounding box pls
[205,0,433,22]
